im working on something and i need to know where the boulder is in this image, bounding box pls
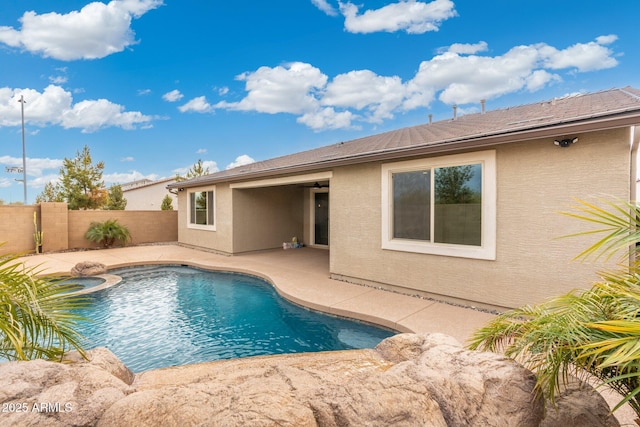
[70,261,107,276]
[0,348,133,427]
[1,333,617,426]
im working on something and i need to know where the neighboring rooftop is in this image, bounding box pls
[170,86,640,189]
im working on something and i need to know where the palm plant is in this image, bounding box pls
[469,198,640,421]
[0,249,88,361]
[84,219,131,248]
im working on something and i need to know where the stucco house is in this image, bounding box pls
[123,177,178,211]
[168,87,640,310]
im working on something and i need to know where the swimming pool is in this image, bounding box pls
[74,265,395,372]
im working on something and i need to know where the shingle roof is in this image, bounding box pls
[170,86,640,189]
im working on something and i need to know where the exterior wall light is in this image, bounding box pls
[553,137,578,148]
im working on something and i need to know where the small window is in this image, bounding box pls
[382,151,496,260]
[188,189,215,230]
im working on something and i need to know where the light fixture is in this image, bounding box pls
[553,137,578,148]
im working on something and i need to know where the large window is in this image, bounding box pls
[382,151,496,260]
[188,189,215,230]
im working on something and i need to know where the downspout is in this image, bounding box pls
[629,125,640,267]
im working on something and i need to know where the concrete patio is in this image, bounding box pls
[17,243,496,345]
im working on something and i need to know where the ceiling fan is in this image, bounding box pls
[302,182,329,188]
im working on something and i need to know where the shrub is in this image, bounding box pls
[84,219,131,248]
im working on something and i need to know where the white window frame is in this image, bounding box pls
[381,150,496,260]
[187,187,216,231]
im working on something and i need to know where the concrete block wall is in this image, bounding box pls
[0,203,177,255]
[40,202,68,253]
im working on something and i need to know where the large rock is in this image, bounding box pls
[0,333,618,426]
[0,348,133,426]
[70,261,107,276]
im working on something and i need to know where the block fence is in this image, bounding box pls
[0,202,178,255]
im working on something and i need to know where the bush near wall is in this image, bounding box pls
[0,203,177,255]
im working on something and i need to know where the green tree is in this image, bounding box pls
[434,165,479,204]
[35,181,64,203]
[176,159,210,181]
[105,185,127,210]
[43,145,107,210]
[0,247,88,361]
[84,219,131,248]
[469,199,640,420]
[161,194,174,210]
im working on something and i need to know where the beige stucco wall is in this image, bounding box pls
[176,185,234,254]
[124,180,178,211]
[176,184,305,254]
[232,186,304,252]
[330,128,632,309]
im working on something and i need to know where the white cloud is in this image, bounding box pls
[179,96,213,113]
[104,170,159,185]
[120,156,135,162]
[217,86,229,96]
[49,75,68,84]
[445,41,488,55]
[215,62,327,114]
[311,0,338,16]
[541,39,618,72]
[297,107,356,131]
[137,89,152,96]
[225,155,255,170]
[0,155,63,178]
[340,0,457,34]
[0,0,163,60]
[0,85,154,132]
[205,36,619,131]
[322,70,405,123]
[196,148,207,154]
[162,89,183,102]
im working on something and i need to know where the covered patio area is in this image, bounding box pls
[18,243,495,344]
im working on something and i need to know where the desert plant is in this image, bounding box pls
[0,247,88,361]
[33,211,43,253]
[469,198,640,420]
[84,219,131,248]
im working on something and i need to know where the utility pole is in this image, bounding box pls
[18,95,27,204]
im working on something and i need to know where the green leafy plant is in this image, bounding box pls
[469,198,640,421]
[160,194,174,210]
[33,211,43,253]
[0,247,88,361]
[84,219,131,248]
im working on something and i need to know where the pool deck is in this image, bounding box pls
[17,243,496,345]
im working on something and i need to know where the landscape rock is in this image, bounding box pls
[70,261,107,276]
[0,333,617,426]
[540,377,620,427]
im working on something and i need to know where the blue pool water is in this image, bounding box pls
[74,265,395,372]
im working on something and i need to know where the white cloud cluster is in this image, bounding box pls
[104,170,159,185]
[225,155,255,170]
[194,36,618,131]
[0,0,162,60]
[0,85,153,133]
[312,0,456,34]
[172,160,220,176]
[162,89,183,102]
[340,0,457,34]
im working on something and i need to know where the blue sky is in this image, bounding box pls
[0,0,637,204]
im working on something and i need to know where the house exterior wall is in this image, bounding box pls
[124,180,178,211]
[329,128,631,309]
[232,186,304,252]
[176,184,234,254]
